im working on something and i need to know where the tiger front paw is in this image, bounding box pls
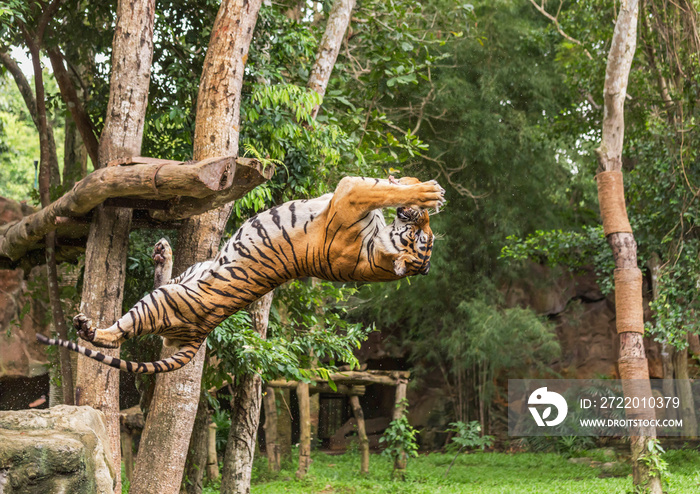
[414,180,445,210]
[73,313,95,342]
[152,238,173,267]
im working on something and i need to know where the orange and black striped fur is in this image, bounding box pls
[37,176,444,373]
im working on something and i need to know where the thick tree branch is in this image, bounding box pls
[23,0,73,405]
[0,157,268,260]
[35,0,64,41]
[0,50,39,126]
[307,0,356,118]
[595,0,639,172]
[48,48,99,166]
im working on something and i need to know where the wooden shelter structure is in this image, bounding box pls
[264,370,410,475]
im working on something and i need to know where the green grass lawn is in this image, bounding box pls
[207,448,700,494]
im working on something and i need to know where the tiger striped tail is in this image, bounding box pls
[36,334,202,374]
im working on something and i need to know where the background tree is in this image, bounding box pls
[130,0,263,492]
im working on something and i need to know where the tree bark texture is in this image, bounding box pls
[263,387,281,471]
[221,291,274,494]
[63,110,89,190]
[132,1,263,491]
[594,1,661,491]
[188,0,264,216]
[0,156,266,260]
[349,395,369,475]
[181,391,211,494]
[307,0,356,118]
[74,2,156,493]
[295,382,312,479]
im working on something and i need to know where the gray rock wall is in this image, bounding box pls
[0,405,115,494]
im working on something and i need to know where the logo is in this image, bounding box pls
[528,387,568,427]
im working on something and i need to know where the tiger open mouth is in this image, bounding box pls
[397,207,420,222]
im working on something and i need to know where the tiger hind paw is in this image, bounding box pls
[152,238,173,266]
[73,313,95,342]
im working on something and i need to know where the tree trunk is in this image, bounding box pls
[130,247,208,493]
[73,4,155,492]
[296,382,312,478]
[131,0,262,491]
[307,0,356,118]
[349,394,369,475]
[310,393,320,450]
[63,113,88,190]
[594,1,661,491]
[181,391,211,494]
[207,421,220,482]
[14,16,74,408]
[263,387,281,472]
[221,291,274,494]
[48,49,99,168]
[672,339,698,437]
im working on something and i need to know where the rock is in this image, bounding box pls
[568,457,593,464]
[0,405,116,494]
[503,263,577,316]
[0,196,53,382]
[590,447,616,459]
[0,266,51,380]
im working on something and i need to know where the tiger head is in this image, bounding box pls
[387,207,434,277]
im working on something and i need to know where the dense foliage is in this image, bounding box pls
[5,2,700,472]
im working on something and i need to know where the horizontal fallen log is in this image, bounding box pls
[0,156,270,260]
[268,370,410,388]
[265,382,366,395]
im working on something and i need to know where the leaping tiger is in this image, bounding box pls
[37,176,444,373]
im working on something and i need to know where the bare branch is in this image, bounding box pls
[528,0,593,60]
[307,0,356,118]
[0,50,39,126]
[434,158,489,202]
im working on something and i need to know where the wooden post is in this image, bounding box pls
[207,421,220,482]
[672,339,698,437]
[392,378,408,479]
[296,382,312,478]
[121,431,134,483]
[119,405,145,486]
[349,394,369,475]
[263,387,281,471]
[277,389,293,459]
[310,393,320,450]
